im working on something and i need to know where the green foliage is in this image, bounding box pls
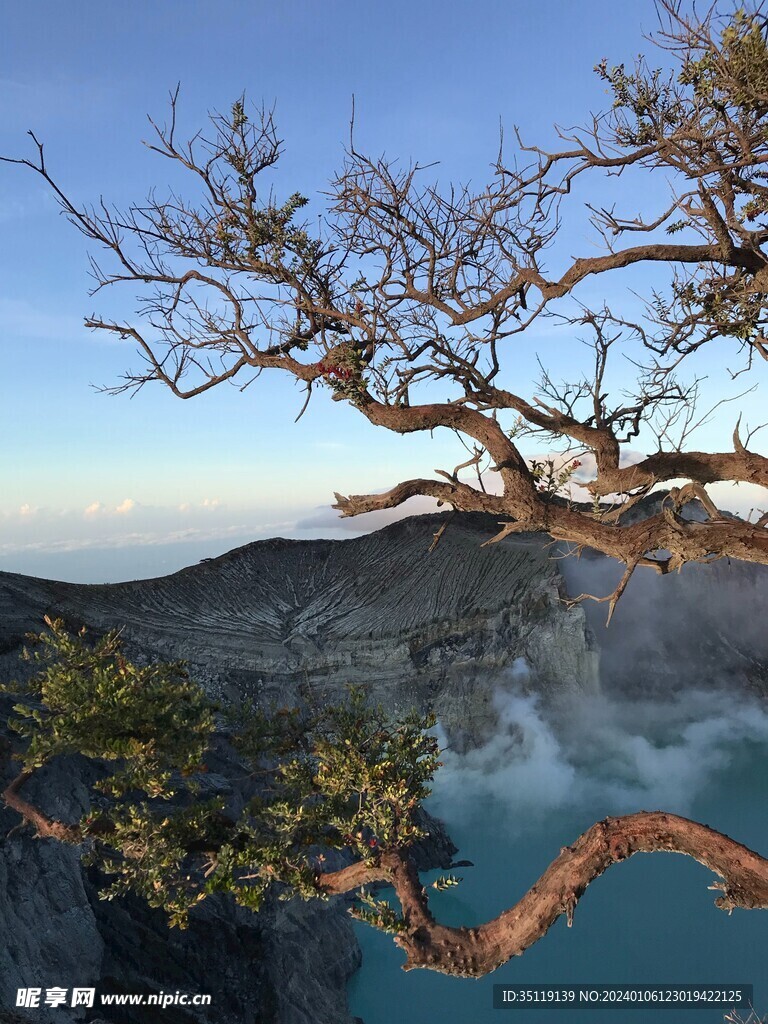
[169,686,439,924]
[595,58,683,147]
[431,873,462,891]
[298,686,439,855]
[596,9,768,149]
[202,686,441,919]
[2,624,442,933]
[315,343,371,406]
[209,96,320,272]
[678,9,768,115]
[670,276,766,343]
[349,888,408,934]
[89,798,227,929]
[528,456,581,501]
[231,98,248,131]
[3,616,215,796]
[213,188,314,266]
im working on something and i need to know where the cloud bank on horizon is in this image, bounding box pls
[2,476,767,584]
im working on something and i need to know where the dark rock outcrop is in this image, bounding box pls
[0,697,455,1024]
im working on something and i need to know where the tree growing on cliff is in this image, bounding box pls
[2,621,767,979]
[3,2,768,616]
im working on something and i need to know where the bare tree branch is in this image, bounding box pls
[3,3,768,613]
[317,812,768,976]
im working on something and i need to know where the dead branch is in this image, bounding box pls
[316,811,768,977]
[2,771,82,844]
[3,4,768,610]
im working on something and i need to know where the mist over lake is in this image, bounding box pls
[349,679,768,1024]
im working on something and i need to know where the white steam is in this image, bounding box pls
[428,661,768,835]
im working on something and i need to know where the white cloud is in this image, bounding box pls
[429,683,768,834]
[708,481,767,519]
[0,495,299,564]
[0,522,252,556]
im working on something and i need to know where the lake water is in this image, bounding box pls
[348,688,768,1024]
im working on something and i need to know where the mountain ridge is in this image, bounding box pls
[0,513,600,748]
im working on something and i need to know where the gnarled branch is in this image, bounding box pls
[317,812,768,977]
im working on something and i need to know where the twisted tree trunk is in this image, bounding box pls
[319,811,768,977]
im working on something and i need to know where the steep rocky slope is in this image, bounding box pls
[5,512,591,1023]
[0,513,600,747]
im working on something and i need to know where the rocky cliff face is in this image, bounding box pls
[7,513,588,1024]
[0,513,600,748]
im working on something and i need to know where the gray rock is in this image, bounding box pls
[0,514,600,752]
[0,837,103,1022]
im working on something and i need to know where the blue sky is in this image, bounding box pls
[1,1,765,581]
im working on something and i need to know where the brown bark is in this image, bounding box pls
[589,449,768,496]
[537,242,765,300]
[328,395,768,598]
[317,812,768,977]
[316,858,391,896]
[2,771,82,844]
[334,471,768,574]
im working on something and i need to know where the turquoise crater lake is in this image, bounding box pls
[348,690,768,1024]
